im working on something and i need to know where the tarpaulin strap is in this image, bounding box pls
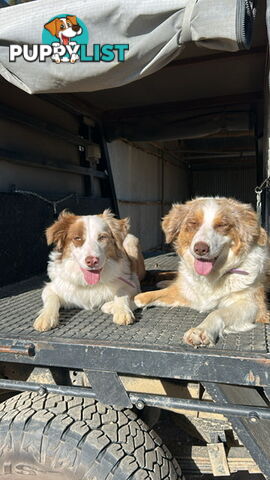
[179,0,197,44]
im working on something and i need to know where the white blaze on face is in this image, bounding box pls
[190,199,231,276]
[72,215,109,276]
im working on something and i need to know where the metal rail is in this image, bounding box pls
[0,378,269,421]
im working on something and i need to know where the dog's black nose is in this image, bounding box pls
[72,25,81,32]
[194,242,210,256]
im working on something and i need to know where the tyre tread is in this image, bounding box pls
[0,392,183,479]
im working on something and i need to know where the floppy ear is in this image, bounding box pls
[228,200,267,247]
[162,204,188,244]
[102,209,130,250]
[44,18,58,37]
[46,210,77,251]
[66,15,78,25]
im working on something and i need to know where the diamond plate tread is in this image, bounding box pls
[0,253,269,354]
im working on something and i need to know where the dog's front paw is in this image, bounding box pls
[134,293,148,308]
[183,327,215,348]
[113,310,135,326]
[33,312,59,332]
[101,301,114,314]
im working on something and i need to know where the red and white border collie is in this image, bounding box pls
[34,210,145,332]
[135,197,269,347]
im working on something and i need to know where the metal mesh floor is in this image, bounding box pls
[0,252,269,353]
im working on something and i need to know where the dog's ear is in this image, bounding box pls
[102,209,130,249]
[66,15,78,25]
[162,203,188,244]
[228,199,267,247]
[46,210,77,250]
[44,18,59,37]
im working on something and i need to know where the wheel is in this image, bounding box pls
[0,392,183,479]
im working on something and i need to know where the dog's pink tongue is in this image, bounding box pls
[194,259,214,276]
[81,268,101,285]
[62,35,69,46]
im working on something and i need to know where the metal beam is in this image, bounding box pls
[165,46,267,69]
[0,147,107,178]
[0,378,270,421]
[104,92,262,122]
[0,337,270,388]
[0,103,91,147]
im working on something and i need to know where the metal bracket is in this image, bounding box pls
[203,382,270,480]
[207,443,230,477]
[85,370,132,408]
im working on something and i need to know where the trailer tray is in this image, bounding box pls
[0,252,269,388]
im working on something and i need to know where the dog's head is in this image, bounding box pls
[162,197,267,276]
[46,210,129,284]
[44,16,82,44]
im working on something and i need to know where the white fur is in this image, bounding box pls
[179,243,266,312]
[135,197,269,347]
[34,215,141,332]
[190,200,230,261]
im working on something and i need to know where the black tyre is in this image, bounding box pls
[0,392,183,479]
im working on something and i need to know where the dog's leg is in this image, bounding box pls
[255,286,270,323]
[33,285,61,332]
[102,295,136,326]
[135,283,188,308]
[183,300,258,347]
[123,234,146,282]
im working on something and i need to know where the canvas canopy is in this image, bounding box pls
[0,0,255,94]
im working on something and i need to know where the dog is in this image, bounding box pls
[44,15,82,63]
[34,210,145,332]
[135,197,269,347]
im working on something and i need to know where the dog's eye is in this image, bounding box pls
[67,21,71,27]
[216,223,228,228]
[98,234,108,241]
[60,24,65,29]
[187,221,198,228]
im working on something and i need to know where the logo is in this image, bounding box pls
[9,14,129,63]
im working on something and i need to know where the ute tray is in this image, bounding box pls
[0,252,269,387]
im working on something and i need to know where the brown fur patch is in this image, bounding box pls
[213,213,233,235]
[176,209,203,256]
[46,210,78,251]
[100,209,130,252]
[123,235,146,281]
[162,204,189,244]
[104,234,122,260]
[254,286,270,323]
[67,220,85,248]
[218,199,263,256]
[136,283,189,307]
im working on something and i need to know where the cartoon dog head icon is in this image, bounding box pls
[44,16,82,45]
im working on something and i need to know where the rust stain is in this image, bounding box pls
[0,344,35,357]
[254,358,270,365]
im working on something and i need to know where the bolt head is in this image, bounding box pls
[136,400,145,410]
[38,386,47,396]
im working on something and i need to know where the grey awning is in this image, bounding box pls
[0,0,255,94]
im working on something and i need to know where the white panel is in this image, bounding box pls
[108,140,189,250]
